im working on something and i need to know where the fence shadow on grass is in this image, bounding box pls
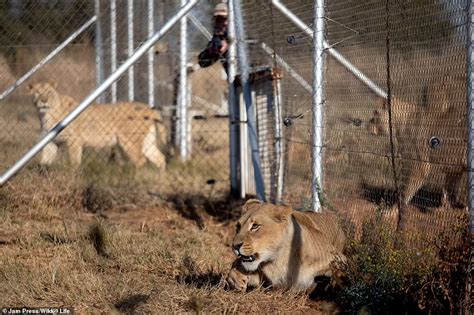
[176,271,224,289]
[176,255,225,289]
[114,294,150,314]
[166,193,246,228]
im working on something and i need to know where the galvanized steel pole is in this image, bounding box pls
[0,0,200,186]
[311,0,325,212]
[110,0,117,103]
[227,0,240,196]
[94,1,105,103]
[273,76,284,204]
[179,0,189,161]
[127,0,135,101]
[234,0,266,201]
[148,0,155,108]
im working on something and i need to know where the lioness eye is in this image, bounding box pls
[236,223,241,233]
[251,223,260,231]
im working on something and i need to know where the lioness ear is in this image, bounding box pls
[27,83,33,91]
[271,205,292,223]
[241,199,262,214]
[49,80,57,89]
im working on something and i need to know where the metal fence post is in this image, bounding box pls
[148,0,155,108]
[0,0,201,186]
[178,0,189,161]
[127,0,135,101]
[234,0,266,201]
[273,75,284,204]
[312,0,325,212]
[467,0,474,308]
[187,79,193,156]
[227,0,239,196]
[110,0,117,103]
[271,0,387,99]
[94,1,105,103]
[239,91,249,198]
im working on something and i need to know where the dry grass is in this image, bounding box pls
[0,52,250,314]
[0,94,230,199]
[0,19,469,313]
[0,176,336,314]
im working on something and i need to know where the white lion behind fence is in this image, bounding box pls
[28,81,166,170]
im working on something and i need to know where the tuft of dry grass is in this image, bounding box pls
[82,184,114,213]
[0,176,336,314]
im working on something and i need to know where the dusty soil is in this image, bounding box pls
[0,177,338,314]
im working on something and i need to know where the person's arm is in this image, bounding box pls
[198,34,228,68]
[198,47,218,68]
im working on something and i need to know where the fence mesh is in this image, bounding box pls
[0,0,471,311]
[241,0,315,208]
[0,0,230,204]
[241,0,469,241]
[0,0,469,232]
[325,0,468,236]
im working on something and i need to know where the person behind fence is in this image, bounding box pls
[198,2,228,71]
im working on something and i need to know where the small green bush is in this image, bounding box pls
[335,214,470,314]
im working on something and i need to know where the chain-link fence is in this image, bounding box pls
[239,0,470,242]
[0,0,231,202]
[240,0,315,207]
[238,2,471,309]
[0,0,470,239]
[0,0,471,311]
[324,0,468,236]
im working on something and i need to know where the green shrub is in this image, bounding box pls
[414,217,471,314]
[335,214,470,314]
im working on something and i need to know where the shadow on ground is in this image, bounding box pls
[176,255,225,289]
[176,271,224,289]
[361,184,443,211]
[115,294,150,313]
[166,193,246,229]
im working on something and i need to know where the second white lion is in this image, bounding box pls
[29,81,166,170]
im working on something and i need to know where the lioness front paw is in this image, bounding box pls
[226,267,248,292]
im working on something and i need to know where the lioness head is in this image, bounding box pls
[232,199,292,272]
[27,81,59,114]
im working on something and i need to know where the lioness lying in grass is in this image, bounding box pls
[227,199,345,292]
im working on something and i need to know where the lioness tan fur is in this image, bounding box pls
[368,94,466,209]
[227,200,345,292]
[28,81,166,169]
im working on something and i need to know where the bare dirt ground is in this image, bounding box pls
[0,175,337,314]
